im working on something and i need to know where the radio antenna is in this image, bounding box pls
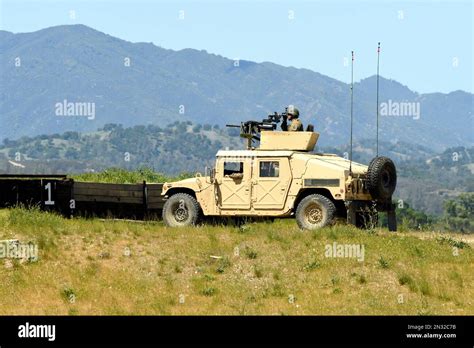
[349,50,354,175]
[376,42,380,157]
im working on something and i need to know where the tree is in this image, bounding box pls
[443,193,474,232]
[65,148,79,160]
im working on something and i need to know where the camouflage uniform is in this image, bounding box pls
[281,105,304,131]
[288,118,303,132]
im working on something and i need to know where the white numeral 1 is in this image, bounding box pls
[44,182,55,205]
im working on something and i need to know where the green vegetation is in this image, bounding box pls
[442,193,473,233]
[0,122,241,175]
[379,193,474,233]
[71,167,193,184]
[394,147,474,215]
[0,207,472,315]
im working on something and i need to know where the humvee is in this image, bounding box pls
[161,122,397,231]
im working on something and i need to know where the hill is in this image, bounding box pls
[0,207,472,315]
[1,25,473,150]
[0,122,241,174]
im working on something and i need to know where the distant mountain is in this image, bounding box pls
[1,24,473,150]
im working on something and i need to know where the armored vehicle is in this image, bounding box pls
[161,117,397,231]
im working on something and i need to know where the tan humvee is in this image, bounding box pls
[161,131,397,231]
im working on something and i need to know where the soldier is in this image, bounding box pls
[281,105,304,132]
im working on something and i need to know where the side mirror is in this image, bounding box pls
[205,166,216,184]
[210,168,216,184]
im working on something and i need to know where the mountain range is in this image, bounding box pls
[1,24,473,151]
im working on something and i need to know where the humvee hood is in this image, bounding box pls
[163,177,211,193]
[173,178,199,185]
[301,154,368,175]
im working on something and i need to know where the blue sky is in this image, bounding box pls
[1,0,472,93]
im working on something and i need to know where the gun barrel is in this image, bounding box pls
[259,124,276,131]
[226,124,241,128]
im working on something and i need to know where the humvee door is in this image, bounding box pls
[217,158,251,210]
[252,157,291,210]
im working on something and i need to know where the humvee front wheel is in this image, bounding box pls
[296,194,336,230]
[162,193,200,227]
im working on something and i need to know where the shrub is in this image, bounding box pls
[378,256,390,269]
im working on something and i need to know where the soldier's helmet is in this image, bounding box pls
[287,105,300,118]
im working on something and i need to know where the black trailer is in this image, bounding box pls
[0,174,165,220]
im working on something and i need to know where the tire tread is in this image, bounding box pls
[162,193,200,227]
[295,194,336,230]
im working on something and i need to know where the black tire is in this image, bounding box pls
[296,194,336,230]
[367,156,397,200]
[162,193,200,227]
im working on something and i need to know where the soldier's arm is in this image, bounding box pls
[289,121,299,131]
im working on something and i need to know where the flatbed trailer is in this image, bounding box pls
[0,175,165,220]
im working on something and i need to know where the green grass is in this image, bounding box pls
[71,167,193,183]
[0,207,473,315]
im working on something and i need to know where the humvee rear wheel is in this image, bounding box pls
[296,194,336,230]
[162,193,200,227]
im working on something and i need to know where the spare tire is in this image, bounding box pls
[366,156,397,200]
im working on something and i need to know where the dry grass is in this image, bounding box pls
[0,207,472,315]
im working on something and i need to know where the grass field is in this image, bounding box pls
[0,207,472,315]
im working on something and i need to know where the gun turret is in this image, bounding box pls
[226,110,287,149]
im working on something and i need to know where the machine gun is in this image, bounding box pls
[226,110,288,149]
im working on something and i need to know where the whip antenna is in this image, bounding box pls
[376,42,380,157]
[349,50,354,175]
